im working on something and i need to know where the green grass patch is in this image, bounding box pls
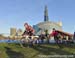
[0,43,75,58]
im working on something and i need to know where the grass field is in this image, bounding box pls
[0,43,75,58]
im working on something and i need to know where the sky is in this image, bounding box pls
[0,0,75,35]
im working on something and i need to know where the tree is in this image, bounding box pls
[44,29,48,37]
[44,29,49,43]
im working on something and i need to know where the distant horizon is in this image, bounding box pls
[0,0,75,34]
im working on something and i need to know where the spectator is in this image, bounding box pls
[28,37,33,47]
[39,33,46,44]
[50,28,59,44]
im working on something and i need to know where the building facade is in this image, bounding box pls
[17,29,23,36]
[33,6,62,35]
[10,28,17,36]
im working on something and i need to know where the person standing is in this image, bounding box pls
[73,32,75,43]
[50,28,59,43]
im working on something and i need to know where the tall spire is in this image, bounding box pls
[44,5,49,22]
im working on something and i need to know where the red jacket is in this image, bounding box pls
[51,31,58,36]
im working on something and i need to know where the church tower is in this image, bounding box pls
[44,5,49,22]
